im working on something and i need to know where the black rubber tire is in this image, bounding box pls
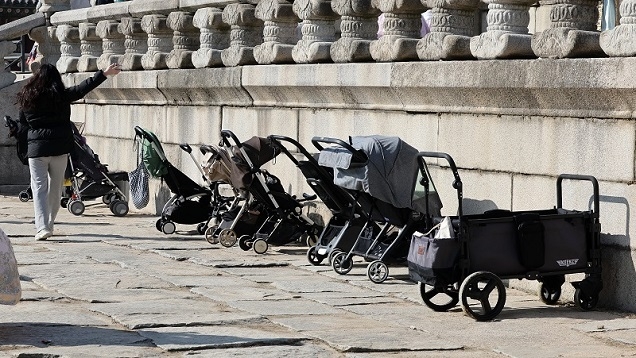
[331,251,353,275]
[238,235,252,251]
[306,246,324,266]
[420,283,459,312]
[574,288,599,311]
[539,283,562,305]
[196,222,208,235]
[459,271,506,321]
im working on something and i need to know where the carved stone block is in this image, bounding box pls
[221,3,263,67]
[119,17,148,71]
[292,0,338,63]
[254,0,299,64]
[78,22,102,73]
[96,20,125,70]
[141,14,173,70]
[417,4,478,61]
[192,7,230,68]
[56,24,80,74]
[600,0,636,56]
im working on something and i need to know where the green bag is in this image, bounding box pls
[140,131,168,178]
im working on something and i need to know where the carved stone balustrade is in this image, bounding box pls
[96,20,125,70]
[38,0,71,18]
[221,3,264,67]
[141,14,173,70]
[119,17,147,71]
[253,0,299,64]
[370,0,427,61]
[29,25,61,69]
[77,22,102,72]
[292,0,339,63]
[192,7,229,68]
[600,0,636,56]
[531,0,604,58]
[330,0,380,62]
[470,0,535,59]
[56,24,81,73]
[417,0,479,60]
[166,11,199,69]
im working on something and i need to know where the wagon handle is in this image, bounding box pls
[220,130,241,148]
[417,152,463,217]
[311,136,367,164]
[556,174,599,217]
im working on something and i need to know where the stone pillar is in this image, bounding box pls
[370,0,426,62]
[118,17,147,71]
[166,11,200,69]
[141,14,173,70]
[77,22,101,72]
[56,24,81,73]
[417,0,478,60]
[253,0,299,64]
[221,3,264,67]
[38,0,71,18]
[470,0,534,59]
[29,26,61,71]
[192,7,230,68]
[599,0,636,56]
[531,0,604,58]
[292,0,339,63]
[96,20,125,70]
[330,0,380,62]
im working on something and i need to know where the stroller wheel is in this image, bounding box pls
[60,197,70,208]
[252,238,268,254]
[420,282,459,312]
[328,248,342,266]
[331,251,353,275]
[68,200,85,216]
[459,271,506,321]
[219,229,238,247]
[367,260,389,284]
[574,288,599,311]
[306,246,324,266]
[19,190,30,202]
[109,200,129,217]
[196,223,208,235]
[102,194,113,205]
[539,283,562,305]
[205,226,219,244]
[162,221,176,235]
[238,235,252,251]
[156,219,163,232]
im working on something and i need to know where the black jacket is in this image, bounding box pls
[19,70,107,159]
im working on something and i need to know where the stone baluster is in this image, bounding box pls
[253,0,299,64]
[531,0,604,58]
[470,0,535,59]
[330,0,380,62]
[56,24,81,73]
[221,3,264,67]
[416,0,478,60]
[77,22,102,72]
[96,20,125,70]
[166,11,200,69]
[370,0,426,61]
[141,14,173,70]
[600,0,636,56]
[38,0,71,18]
[292,0,339,63]
[192,7,229,68]
[118,17,147,71]
[29,26,62,70]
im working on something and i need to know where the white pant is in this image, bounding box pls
[28,155,68,233]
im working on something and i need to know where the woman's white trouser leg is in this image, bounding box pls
[29,155,68,233]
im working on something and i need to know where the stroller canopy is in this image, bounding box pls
[202,145,233,184]
[229,136,280,190]
[319,135,442,215]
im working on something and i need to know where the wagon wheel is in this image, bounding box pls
[459,271,506,321]
[574,288,599,311]
[306,246,324,266]
[539,283,562,305]
[420,282,459,312]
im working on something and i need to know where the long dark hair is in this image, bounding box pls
[16,63,65,110]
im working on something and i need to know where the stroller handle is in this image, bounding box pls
[311,136,368,164]
[268,135,319,166]
[418,151,464,217]
[179,143,192,154]
[556,174,600,217]
[133,125,153,141]
[220,130,241,148]
[200,144,217,155]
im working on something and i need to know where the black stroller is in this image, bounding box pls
[214,130,320,254]
[133,126,233,235]
[313,135,442,283]
[408,152,603,321]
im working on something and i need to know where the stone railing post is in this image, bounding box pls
[96,20,125,70]
[166,11,199,69]
[141,14,173,70]
[330,0,380,62]
[531,0,604,58]
[38,0,71,18]
[470,0,534,59]
[253,0,299,64]
[56,24,81,73]
[599,0,636,56]
[370,0,426,61]
[29,26,61,70]
[417,0,478,60]
[292,0,339,63]
[77,22,102,72]
[192,7,230,68]
[118,17,147,71]
[221,3,264,67]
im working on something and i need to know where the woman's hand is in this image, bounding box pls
[103,63,122,77]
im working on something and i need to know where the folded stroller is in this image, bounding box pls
[215,130,321,254]
[314,135,442,283]
[133,126,233,235]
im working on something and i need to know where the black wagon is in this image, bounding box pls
[408,152,602,321]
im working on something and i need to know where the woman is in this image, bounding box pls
[16,63,121,240]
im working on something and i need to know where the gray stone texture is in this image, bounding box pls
[370,0,426,61]
[0,13,46,41]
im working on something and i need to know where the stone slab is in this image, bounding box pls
[176,343,342,357]
[0,301,112,327]
[0,13,46,41]
[193,286,296,302]
[226,297,342,315]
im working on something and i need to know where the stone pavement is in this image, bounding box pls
[0,195,635,358]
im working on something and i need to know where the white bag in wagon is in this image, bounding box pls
[407,217,460,286]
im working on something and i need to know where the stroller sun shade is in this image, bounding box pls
[202,145,233,184]
[229,136,280,190]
